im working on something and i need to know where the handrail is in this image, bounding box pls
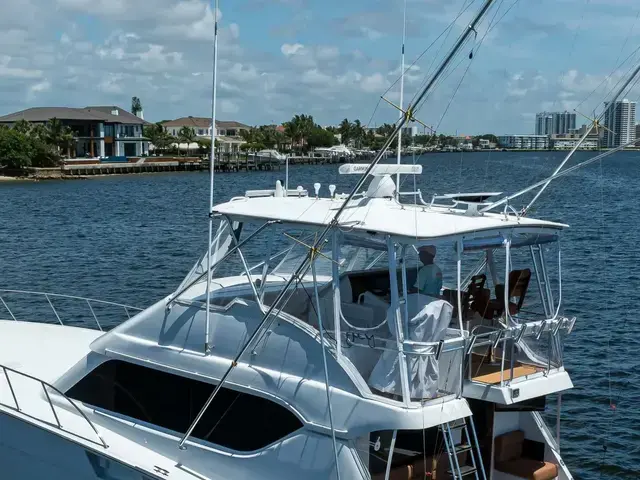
[466,317,575,387]
[0,289,143,332]
[0,364,108,449]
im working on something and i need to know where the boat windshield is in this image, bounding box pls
[178,219,402,289]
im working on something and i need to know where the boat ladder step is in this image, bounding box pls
[441,416,487,480]
[447,465,477,477]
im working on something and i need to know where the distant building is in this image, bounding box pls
[603,99,636,148]
[161,117,251,138]
[0,106,149,158]
[161,117,252,153]
[400,126,418,137]
[550,133,599,150]
[636,123,640,141]
[478,139,491,149]
[535,111,576,136]
[498,134,549,150]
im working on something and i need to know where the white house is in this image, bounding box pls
[161,117,251,153]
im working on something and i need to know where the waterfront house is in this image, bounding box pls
[160,117,250,153]
[0,106,150,158]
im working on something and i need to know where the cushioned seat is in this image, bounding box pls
[495,458,558,480]
[494,430,558,480]
[371,454,448,480]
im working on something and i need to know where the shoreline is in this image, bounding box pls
[0,175,33,182]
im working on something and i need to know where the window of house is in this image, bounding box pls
[67,360,303,451]
[198,129,204,135]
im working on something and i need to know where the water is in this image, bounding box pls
[1,151,639,478]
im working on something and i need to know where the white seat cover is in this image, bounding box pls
[368,295,453,399]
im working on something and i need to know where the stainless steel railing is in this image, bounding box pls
[466,316,575,387]
[0,364,108,449]
[0,289,143,332]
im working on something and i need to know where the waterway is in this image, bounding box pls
[1,151,639,478]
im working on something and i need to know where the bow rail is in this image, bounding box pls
[0,289,143,332]
[0,363,108,449]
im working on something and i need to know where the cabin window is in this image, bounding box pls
[67,360,303,451]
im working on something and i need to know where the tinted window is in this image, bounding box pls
[68,360,302,451]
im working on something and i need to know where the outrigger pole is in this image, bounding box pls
[481,136,639,214]
[178,0,498,453]
[396,0,408,188]
[522,60,640,214]
[204,0,220,352]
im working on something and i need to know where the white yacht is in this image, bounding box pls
[3,0,637,477]
[252,149,287,164]
[315,145,355,162]
[1,163,577,480]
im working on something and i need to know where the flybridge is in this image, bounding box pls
[339,164,422,176]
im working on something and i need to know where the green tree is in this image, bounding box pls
[131,97,142,116]
[0,128,34,169]
[13,119,32,135]
[283,114,314,152]
[45,118,75,157]
[274,130,288,152]
[352,119,365,148]
[196,137,211,155]
[376,123,395,137]
[307,126,337,148]
[339,118,352,145]
[178,126,196,156]
[144,123,174,154]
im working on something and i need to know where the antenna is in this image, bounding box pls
[204,0,220,353]
[396,0,408,188]
[177,0,499,452]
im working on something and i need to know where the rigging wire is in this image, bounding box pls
[575,44,640,111]
[365,0,477,129]
[596,89,640,477]
[551,0,590,113]
[388,0,511,201]
[411,0,477,105]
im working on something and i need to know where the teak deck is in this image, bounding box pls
[472,365,540,385]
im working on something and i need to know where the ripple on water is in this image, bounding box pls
[1,153,639,478]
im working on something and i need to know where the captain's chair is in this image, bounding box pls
[495,269,531,316]
[476,269,531,319]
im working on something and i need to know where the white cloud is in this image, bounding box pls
[27,79,51,101]
[132,44,183,73]
[29,80,51,93]
[360,26,383,41]
[219,98,239,114]
[0,55,42,79]
[0,0,637,136]
[281,43,304,56]
[361,73,387,93]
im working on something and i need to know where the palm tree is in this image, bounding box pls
[178,126,196,156]
[131,97,142,116]
[13,119,32,135]
[298,114,314,152]
[352,119,365,149]
[283,120,301,152]
[376,123,395,138]
[339,118,352,146]
[46,118,75,157]
[274,130,287,152]
[239,129,264,152]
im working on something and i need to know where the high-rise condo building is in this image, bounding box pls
[603,99,636,148]
[535,111,576,136]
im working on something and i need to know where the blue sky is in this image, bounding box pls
[2,0,640,134]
